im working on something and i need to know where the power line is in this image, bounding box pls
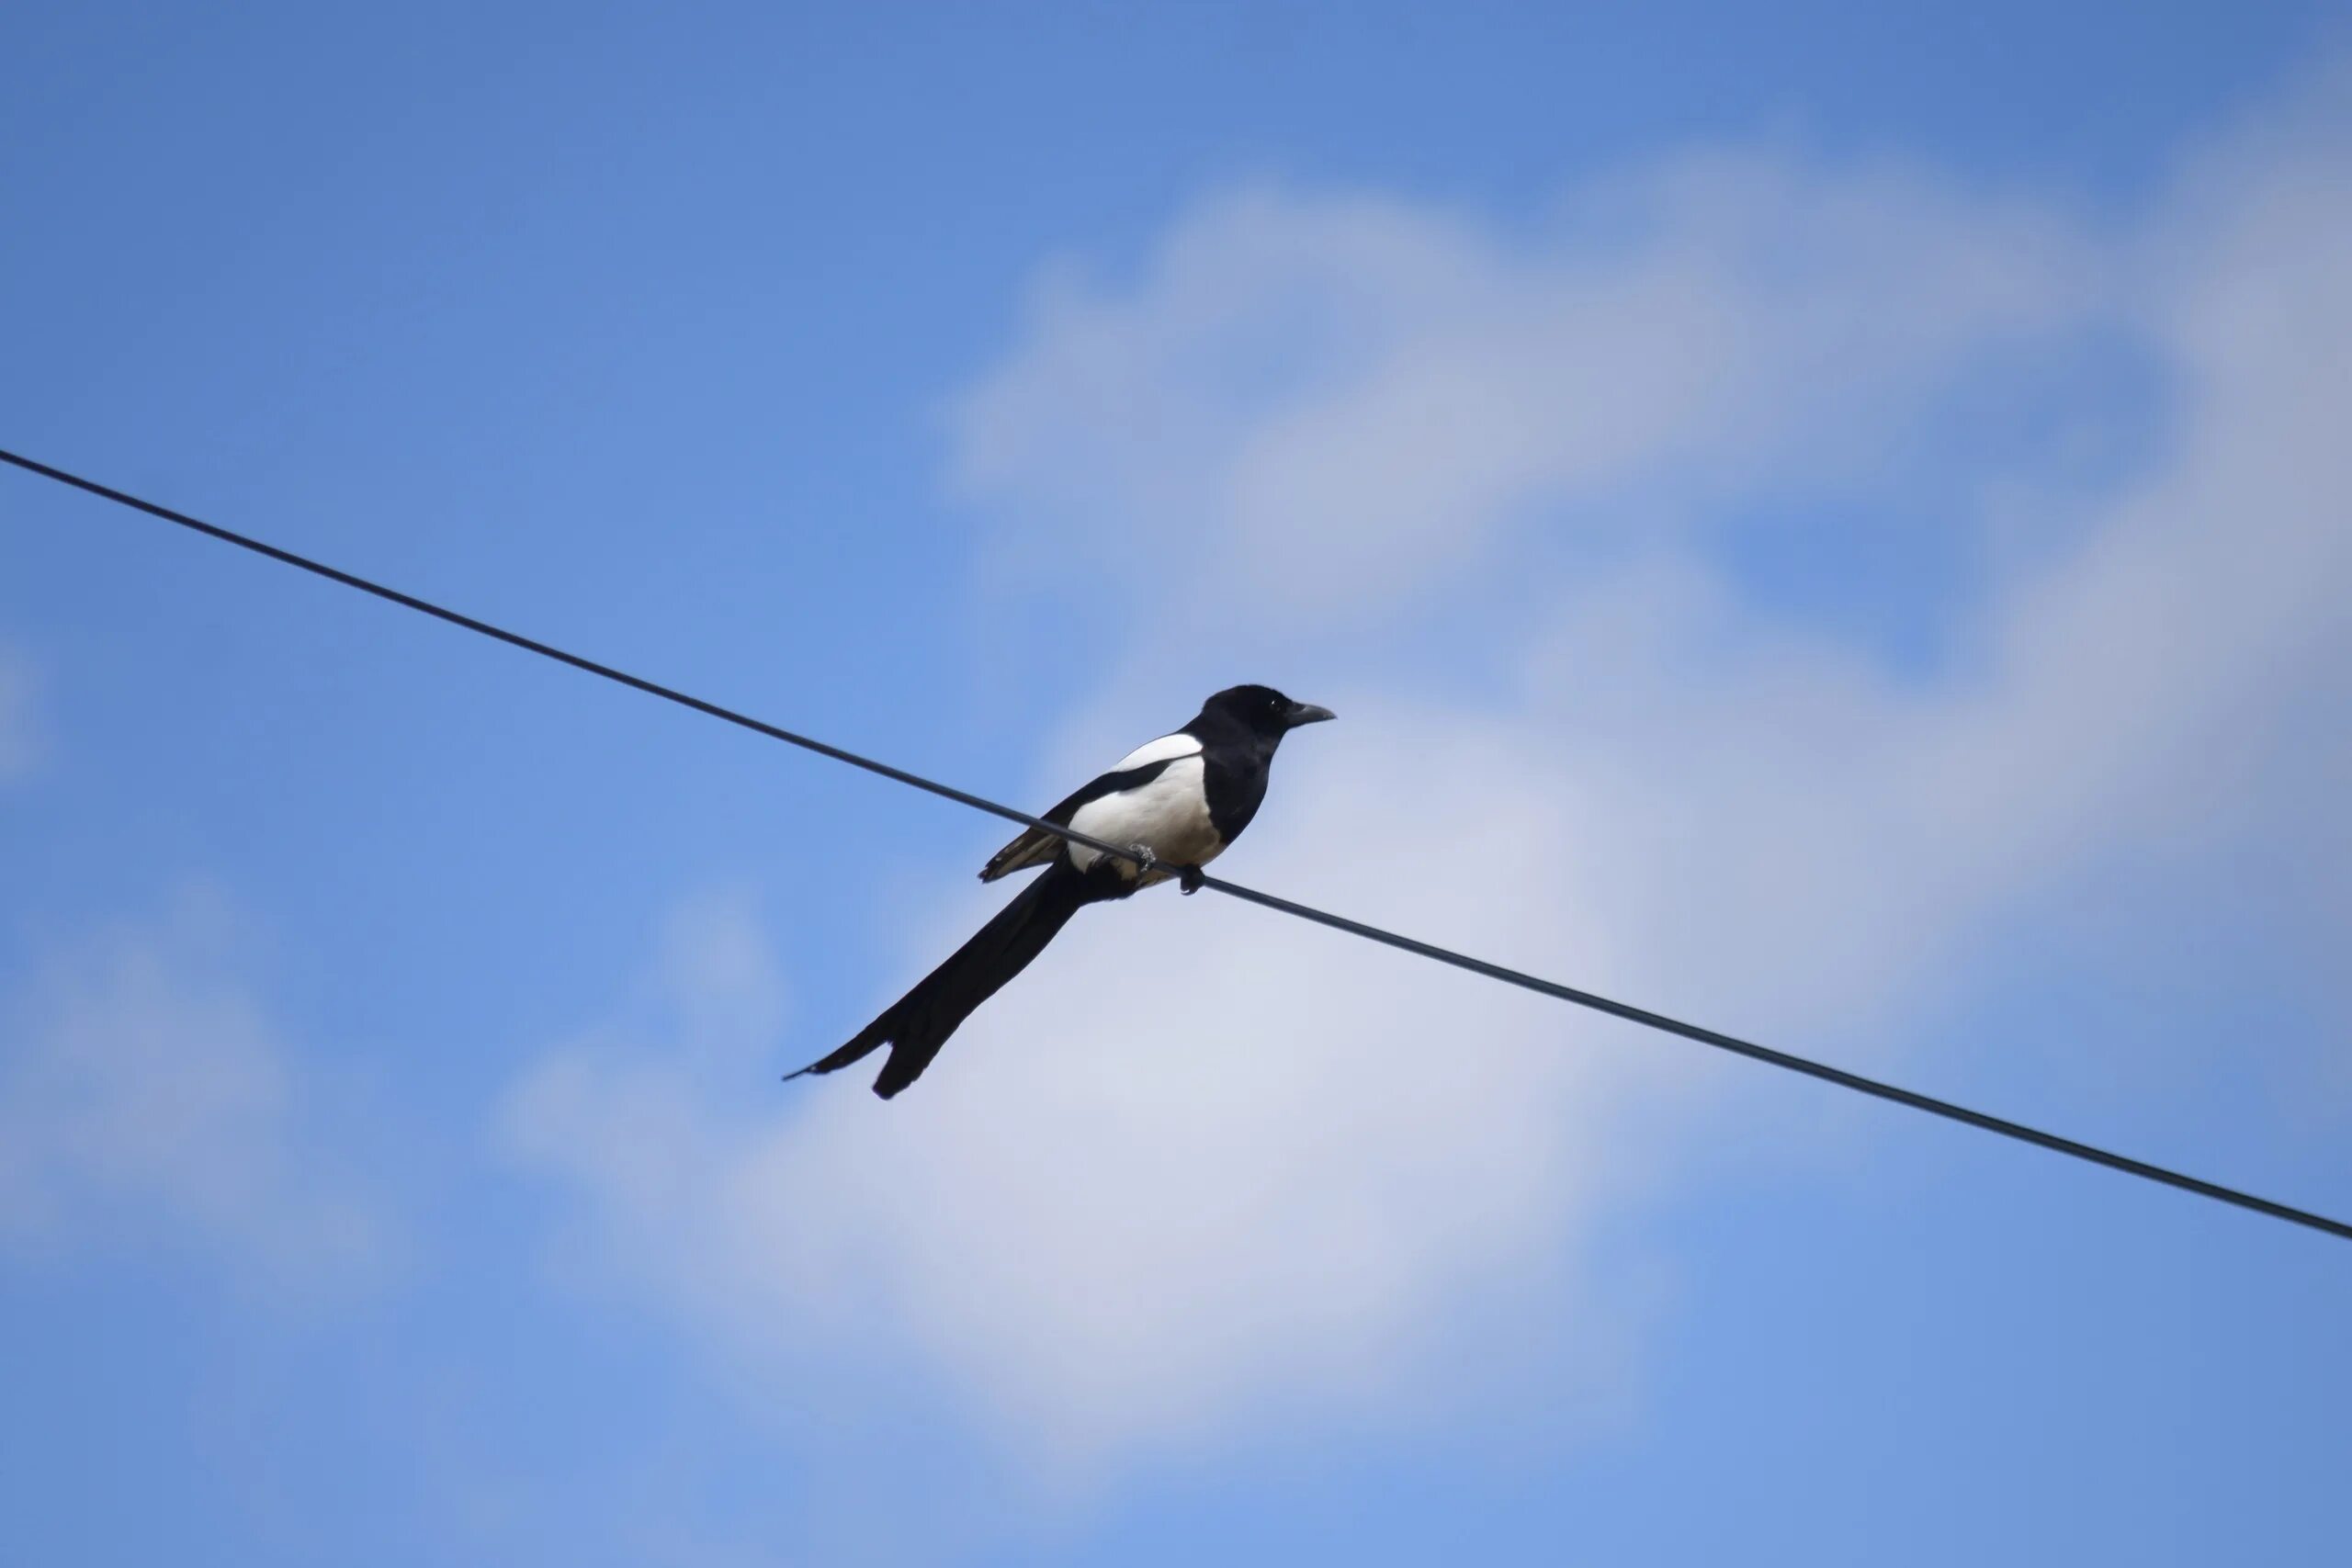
[6,444,2346,1247]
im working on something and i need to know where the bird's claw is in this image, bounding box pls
[1127,844,1202,894]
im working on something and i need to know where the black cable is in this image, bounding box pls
[6,445,2346,1245]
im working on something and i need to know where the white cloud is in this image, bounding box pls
[506,770,1661,1474]
[0,891,390,1293]
[952,157,2102,624]
[505,73,2352,1474]
[0,643,42,783]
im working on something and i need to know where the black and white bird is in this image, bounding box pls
[786,684,1335,1099]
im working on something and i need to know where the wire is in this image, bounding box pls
[6,445,2347,1245]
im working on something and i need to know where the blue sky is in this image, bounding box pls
[5,3,2350,1563]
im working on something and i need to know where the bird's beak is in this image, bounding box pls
[1284,701,1337,728]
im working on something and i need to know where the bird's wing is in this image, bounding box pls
[978,731,1202,881]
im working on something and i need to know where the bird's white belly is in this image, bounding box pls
[1068,755,1223,882]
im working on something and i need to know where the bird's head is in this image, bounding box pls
[1202,683,1337,741]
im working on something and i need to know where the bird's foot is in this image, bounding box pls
[1126,844,1202,893]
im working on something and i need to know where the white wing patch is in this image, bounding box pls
[1108,731,1204,773]
[1068,753,1223,883]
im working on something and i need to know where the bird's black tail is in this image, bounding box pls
[786,863,1094,1099]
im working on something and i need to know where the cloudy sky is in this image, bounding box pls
[5,4,2349,1562]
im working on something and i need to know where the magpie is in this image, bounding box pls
[786,684,1335,1099]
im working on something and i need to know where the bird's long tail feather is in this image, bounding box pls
[786,864,1092,1098]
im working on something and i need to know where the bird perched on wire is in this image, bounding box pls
[786,684,1336,1099]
